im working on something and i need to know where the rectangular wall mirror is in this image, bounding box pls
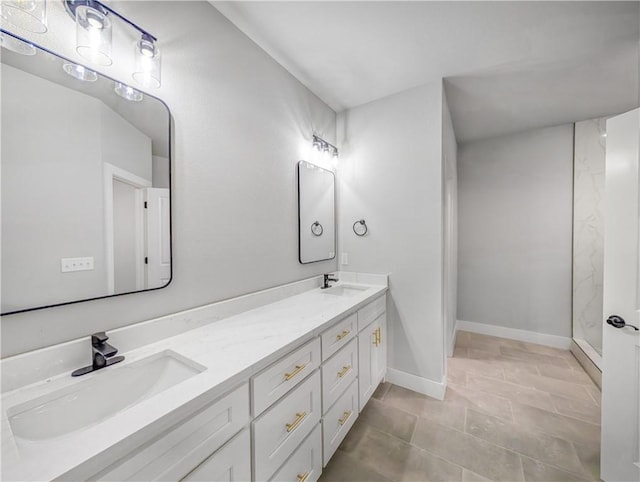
[298,160,335,264]
[1,31,172,315]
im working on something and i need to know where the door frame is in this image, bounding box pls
[103,163,152,294]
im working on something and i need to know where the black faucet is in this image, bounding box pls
[322,273,339,289]
[71,332,125,377]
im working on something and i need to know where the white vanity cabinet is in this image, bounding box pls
[41,287,388,482]
[357,295,387,410]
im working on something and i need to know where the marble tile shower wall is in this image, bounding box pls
[572,117,607,356]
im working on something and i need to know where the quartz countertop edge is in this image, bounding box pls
[1,282,387,481]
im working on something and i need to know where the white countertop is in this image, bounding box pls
[1,280,387,481]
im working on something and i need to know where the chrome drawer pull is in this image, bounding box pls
[337,365,351,378]
[286,411,308,433]
[284,363,307,381]
[336,329,351,341]
[338,410,352,426]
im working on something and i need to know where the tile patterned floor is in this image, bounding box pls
[319,331,601,482]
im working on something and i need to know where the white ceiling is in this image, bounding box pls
[212,1,639,143]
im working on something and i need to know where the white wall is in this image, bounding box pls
[1,1,336,357]
[337,82,446,392]
[457,125,574,337]
[152,156,170,189]
[112,180,138,293]
[573,117,607,355]
[442,89,458,356]
[101,106,152,181]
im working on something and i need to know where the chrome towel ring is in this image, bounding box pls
[353,219,368,236]
[311,221,323,236]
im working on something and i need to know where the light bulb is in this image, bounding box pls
[115,82,143,102]
[63,62,97,82]
[0,32,36,55]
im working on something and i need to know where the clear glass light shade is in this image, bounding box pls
[62,62,97,82]
[132,36,161,88]
[114,82,143,102]
[0,32,36,55]
[75,5,111,66]
[0,0,47,34]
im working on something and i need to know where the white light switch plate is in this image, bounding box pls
[61,257,94,273]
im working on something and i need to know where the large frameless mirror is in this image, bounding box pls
[297,160,336,264]
[1,31,172,315]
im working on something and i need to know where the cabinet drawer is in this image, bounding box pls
[321,313,357,360]
[357,295,386,332]
[322,379,358,467]
[253,371,321,481]
[93,384,250,481]
[321,338,358,411]
[181,429,250,482]
[252,338,321,417]
[269,424,322,482]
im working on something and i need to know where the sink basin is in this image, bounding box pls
[322,284,369,297]
[7,350,205,442]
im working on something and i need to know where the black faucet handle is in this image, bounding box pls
[91,332,109,345]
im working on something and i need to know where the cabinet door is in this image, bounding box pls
[358,322,375,410]
[181,429,250,482]
[373,313,387,386]
[359,314,387,410]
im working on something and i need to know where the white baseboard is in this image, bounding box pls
[385,368,446,400]
[456,320,571,350]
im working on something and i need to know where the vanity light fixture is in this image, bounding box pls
[63,62,98,81]
[0,0,48,34]
[312,134,339,158]
[74,2,111,66]
[114,82,143,102]
[133,33,161,88]
[0,30,36,55]
[63,0,161,87]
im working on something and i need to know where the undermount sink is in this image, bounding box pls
[322,284,369,297]
[8,350,205,442]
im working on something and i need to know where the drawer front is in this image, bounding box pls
[321,338,358,411]
[322,379,358,467]
[357,295,386,332]
[253,370,321,481]
[252,338,321,417]
[94,384,250,481]
[269,424,322,482]
[321,313,357,360]
[181,429,250,482]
